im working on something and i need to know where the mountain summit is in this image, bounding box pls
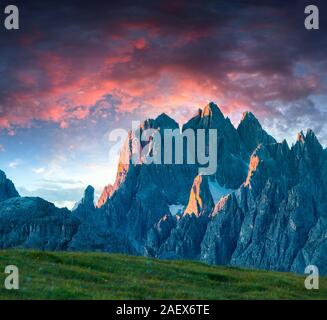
[237,111,276,154]
[0,170,20,201]
[183,102,225,130]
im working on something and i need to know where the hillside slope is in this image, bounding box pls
[0,250,326,300]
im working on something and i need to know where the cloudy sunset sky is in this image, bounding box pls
[0,0,326,208]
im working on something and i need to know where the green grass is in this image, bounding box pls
[0,250,325,300]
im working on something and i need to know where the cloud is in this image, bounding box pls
[0,0,326,143]
[0,145,4,152]
[15,148,118,208]
[8,159,23,168]
[32,167,45,174]
[17,185,83,209]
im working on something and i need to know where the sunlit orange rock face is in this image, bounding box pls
[184,176,204,217]
[96,184,114,208]
[245,154,260,186]
[297,131,306,144]
[212,195,229,217]
[184,175,213,217]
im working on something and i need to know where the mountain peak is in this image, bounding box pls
[72,185,95,212]
[241,111,258,123]
[296,129,321,146]
[239,111,261,128]
[202,102,224,120]
[183,101,226,131]
[0,169,20,201]
[297,131,306,144]
[139,113,179,132]
[237,111,276,154]
[305,128,319,142]
[155,112,171,121]
[154,113,179,130]
[295,129,322,157]
[81,185,95,207]
[282,139,289,147]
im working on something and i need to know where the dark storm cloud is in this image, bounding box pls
[0,0,326,143]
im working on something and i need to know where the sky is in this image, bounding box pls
[0,0,327,208]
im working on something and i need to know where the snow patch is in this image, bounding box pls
[289,219,297,231]
[208,178,234,204]
[169,204,185,216]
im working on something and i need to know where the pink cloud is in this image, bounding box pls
[1,2,326,135]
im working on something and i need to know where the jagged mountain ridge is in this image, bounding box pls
[0,102,326,274]
[201,129,327,273]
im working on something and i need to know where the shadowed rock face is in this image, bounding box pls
[0,170,19,201]
[1,103,327,274]
[201,130,327,274]
[183,102,249,189]
[73,185,95,211]
[0,197,79,250]
[237,111,276,155]
[150,175,214,260]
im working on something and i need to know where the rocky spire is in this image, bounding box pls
[202,102,225,121]
[183,102,225,130]
[184,175,214,217]
[0,170,20,201]
[72,185,95,212]
[293,129,323,179]
[154,113,179,130]
[294,129,323,157]
[82,185,95,207]
[97,184,114,208]
[237,111,276,154]
[296,131,306,144]
[303,129,322,148]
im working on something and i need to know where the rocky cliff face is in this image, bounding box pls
[0,197,79,250]
[183,102,249,189]
[98,112,198,253]
[96,184,114,208]
[237,111,276,155]
[0,102,326,275]
[201,130,327,274]
[148,175,214,260]
[70,185,135,253]
[0,170,19,201]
